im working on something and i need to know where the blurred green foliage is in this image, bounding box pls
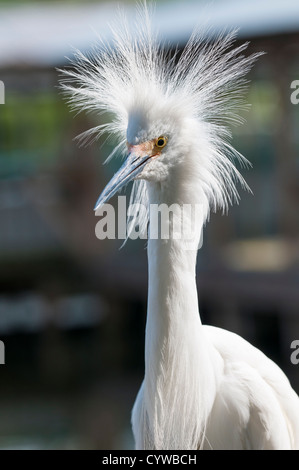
[0,90,70,176]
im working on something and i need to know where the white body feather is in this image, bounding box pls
[61,2,299,449]
[131,151,299,450]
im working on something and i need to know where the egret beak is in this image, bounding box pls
[94,151,152,211]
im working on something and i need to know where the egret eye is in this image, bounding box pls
[155,136,168,149]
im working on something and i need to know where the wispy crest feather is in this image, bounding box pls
[60,2,262,230]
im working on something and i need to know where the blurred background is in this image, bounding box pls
[0,0,299,449]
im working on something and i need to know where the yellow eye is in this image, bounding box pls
[155,136,168,149]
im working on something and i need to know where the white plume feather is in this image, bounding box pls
[60,1,262,236]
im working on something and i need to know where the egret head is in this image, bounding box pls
[60,4,262,219]
[94,96,192,208]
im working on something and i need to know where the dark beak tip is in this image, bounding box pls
[93,152,151,212]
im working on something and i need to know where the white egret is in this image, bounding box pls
[61,4,299,450]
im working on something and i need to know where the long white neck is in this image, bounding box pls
[142,164,221,450]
